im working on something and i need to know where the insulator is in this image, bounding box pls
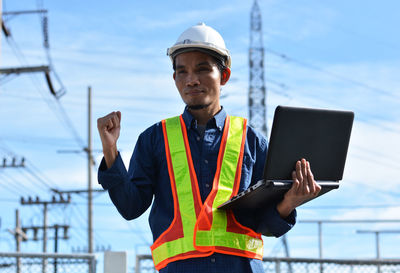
[33,228,39,241]
[63,226,69,239]
[43,15,49,49]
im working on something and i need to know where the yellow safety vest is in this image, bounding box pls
[150,115,263,270]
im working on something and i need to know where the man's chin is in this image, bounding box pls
[187,103,211,110]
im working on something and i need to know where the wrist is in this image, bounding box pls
[103,145,118,169]
[277,197,296,219]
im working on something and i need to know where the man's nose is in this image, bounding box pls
[186,72,200,86]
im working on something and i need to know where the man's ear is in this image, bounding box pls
[221,67,231,85]
[173,71,176,81]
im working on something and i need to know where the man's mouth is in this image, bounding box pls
[185,89,204,95]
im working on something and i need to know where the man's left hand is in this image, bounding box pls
[276,158,321,219]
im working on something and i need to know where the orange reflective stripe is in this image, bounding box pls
[151,115,263,270]
[151,119,184,254]
[195,116,230,232]
[151,119,183,245]
[194,116,263,258]
[151,116,211,270]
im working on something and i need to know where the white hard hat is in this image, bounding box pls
[167,22,231,68]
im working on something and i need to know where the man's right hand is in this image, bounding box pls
[97,111,121,168]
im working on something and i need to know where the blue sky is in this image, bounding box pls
[1,0,400,269]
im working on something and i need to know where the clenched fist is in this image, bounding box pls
[97,111,121,168]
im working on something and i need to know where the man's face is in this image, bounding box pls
[173,51,228,110]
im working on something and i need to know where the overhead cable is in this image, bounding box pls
[266,47,399,101]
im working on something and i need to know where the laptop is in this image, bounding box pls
[218,105,354,210]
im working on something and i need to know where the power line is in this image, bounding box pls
[69,204,89,234]
[1,8,85,149]
[0,145,72,200]
[263,1,400,53]
[0,138,19,157]
[125,221,151,246]
[7,168,53,195]
[0,173,29,196]
[20,165,54,191]
[0,170,46,197]
[265,47,399,101]
[0,198,19,203]
[301,204,400,210]
[67,204,91,245]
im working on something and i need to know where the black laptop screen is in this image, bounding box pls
[263,106,354,181]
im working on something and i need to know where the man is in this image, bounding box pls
[97,23,321,272]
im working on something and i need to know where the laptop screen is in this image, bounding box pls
[263,106,354,181]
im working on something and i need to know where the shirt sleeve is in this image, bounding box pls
[97,129,156,220]
[249,127,297,237]
[254,204,296,237]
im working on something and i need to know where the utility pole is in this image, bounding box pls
[87,85,93,253]
[52,189,105,195]
[15,210,25,273]
[7,210,27,273]
[0,65,49,74]
[20,195,70,273]
[22,224,69,273]
[20,224,70,251]
[300,219,400,259]
[300,219,400,273]
[0,8,65,98]
[249,0,268,136]
[54,86,100,254]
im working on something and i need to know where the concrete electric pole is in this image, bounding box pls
[87,86,93,253]
[7,210,27,273]
[54,86,102,254]
[20,195,71,273]
[0,8,65,98]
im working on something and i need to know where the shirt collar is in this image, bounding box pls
[181,106,226,132]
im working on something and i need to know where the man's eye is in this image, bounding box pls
[177,70,186,74]
[198,67,211,72]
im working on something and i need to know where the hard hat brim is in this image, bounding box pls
[169,47,228,68]
[167,43,231,68]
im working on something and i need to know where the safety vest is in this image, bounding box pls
[150,115,263,270]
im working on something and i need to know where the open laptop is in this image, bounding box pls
[218,105,354,210]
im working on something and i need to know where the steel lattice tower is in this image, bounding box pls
[249,0,267,136]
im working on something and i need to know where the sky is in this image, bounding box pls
[1,0,400,270]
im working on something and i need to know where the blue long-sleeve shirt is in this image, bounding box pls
[98,107,296,273]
